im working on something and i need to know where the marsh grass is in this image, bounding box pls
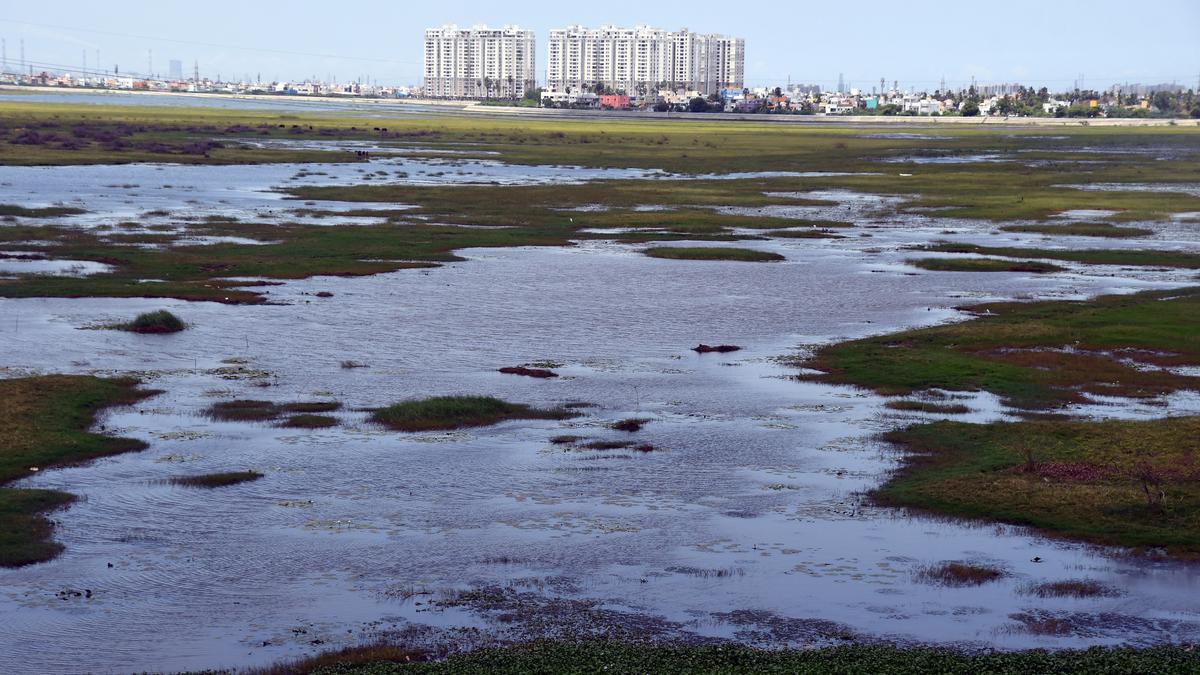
[879,416,1200,555]
[206,400,280,422]
[1000,223,1153,238]
[1023,580,1122,599]
[803,287,1200,409]
[111,309,186,334]
[767,229,846,239]
[281,415,339,429]
[0,204,87,217]
[924,242,1200,269]
[499,366,558,378]
[371,396,576,432]
[255,640,1200,674]
[206,400,340,423]
[916,561,1007,587]
[643,247,785,262]
[611,418,651,432]
[0,376,155,566]
[908,258,1065,274]
[170,471,263,488]
[885,400,971,414]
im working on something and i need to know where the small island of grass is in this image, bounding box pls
[908,258,1065,273]
[1000,222,1152,238]
[0,375,156,567]
[643,247,785,262]
[371,396,577,432]
[170,471,263,488]
[110,309,187,334]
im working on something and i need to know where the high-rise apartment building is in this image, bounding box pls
[423,24,535,99]
[546,25,744,95]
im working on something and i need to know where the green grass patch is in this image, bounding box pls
[170,471,263,488]
[878,416,1200,555]
[908,257,1065,273]
[924,242,1200,268]
[256,640,1200,674]
[370,396,576,432]
[802,287,1200,409]
[643,247,784,262]
[1000,222,1153,238]
[0,375,156,566]
[281,414,339,429]
[109,309,187,334]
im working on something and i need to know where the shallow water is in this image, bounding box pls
[1,152,1199,673]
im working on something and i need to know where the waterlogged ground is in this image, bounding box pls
[2,146,1200,673]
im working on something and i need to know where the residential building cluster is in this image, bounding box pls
[422,24,536,99]
[546,25,743,96]
[422,23,745,101]
[0,68,415,98]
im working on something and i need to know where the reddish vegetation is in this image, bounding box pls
[499,366,558,378]
[1031,462,1114,482]
[693,344,742,354]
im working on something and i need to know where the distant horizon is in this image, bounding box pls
[1,1,1197,91]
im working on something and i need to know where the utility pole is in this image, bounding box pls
[82,49,86,77]
[193,60,199,84]
[148,49,153,78]
[1,39,6,73]
[20,39,25,75]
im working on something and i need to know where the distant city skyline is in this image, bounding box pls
[1,1,1197,90]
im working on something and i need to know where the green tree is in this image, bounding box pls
[688,96,709,113]
[960,100,981,117]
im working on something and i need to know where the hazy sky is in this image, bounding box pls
[2,1,1197,90]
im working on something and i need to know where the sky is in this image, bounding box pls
[1,1,1198,91]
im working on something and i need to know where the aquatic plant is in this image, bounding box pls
[915,561,1007,587]
[281,415,339,429]
[111,310,187,334]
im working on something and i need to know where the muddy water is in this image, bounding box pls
[2,157,1200,673]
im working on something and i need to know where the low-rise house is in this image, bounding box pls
[599,94,631,110]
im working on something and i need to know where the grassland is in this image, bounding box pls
[802,286,1200,410]
[255,641,1200,675]
[370,396,576,432]
[801,286,1200,554]
[0,376,156,567]
[879,416,1200,555]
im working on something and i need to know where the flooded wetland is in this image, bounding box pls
[1,98,1199,672]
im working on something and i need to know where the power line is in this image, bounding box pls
[0,18,421,67]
